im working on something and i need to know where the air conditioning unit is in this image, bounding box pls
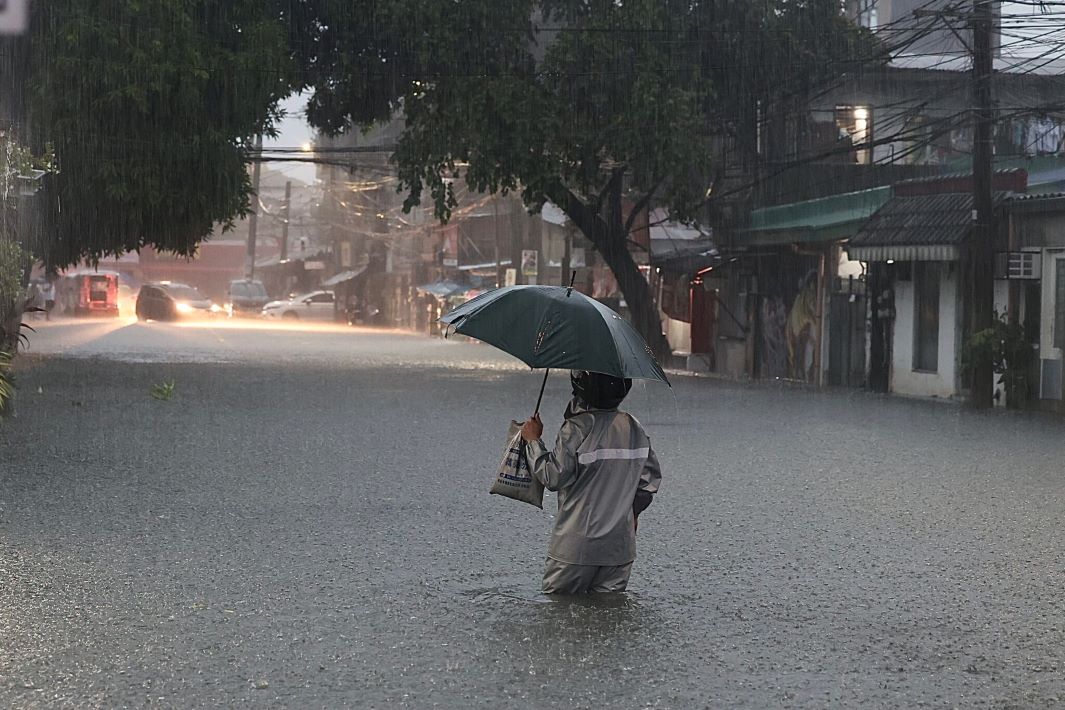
[994,251,1041,279]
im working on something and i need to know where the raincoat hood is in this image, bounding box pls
[569,370,632,412]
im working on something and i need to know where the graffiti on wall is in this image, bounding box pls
[758,267,819,383]
[786,274,819,382]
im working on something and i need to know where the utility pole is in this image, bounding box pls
[493,196,503,288]
[510,196,524,286]
[561,224,572,286]
[244,134,263,280]
[279,179,291,261]
[969,0,995,408]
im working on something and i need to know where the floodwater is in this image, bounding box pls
[3,322,1065,707]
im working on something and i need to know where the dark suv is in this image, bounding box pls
[226,279,270,316]
[135,282,220,321]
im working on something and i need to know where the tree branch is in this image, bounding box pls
[623,177,664,236]
[595,166,626,215]
[546,181,599,245]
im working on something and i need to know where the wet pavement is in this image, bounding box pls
[3,319,1065,708]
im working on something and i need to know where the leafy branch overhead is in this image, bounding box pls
[1,134,55,201]
[301,0,878,353]
[26,0,298,267]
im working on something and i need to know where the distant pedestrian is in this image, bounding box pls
[41,281,56,320]
[27,282,43,320]
[520,370,661,594]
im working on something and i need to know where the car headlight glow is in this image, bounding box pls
[175,302,194,314]
[210,304,223,313]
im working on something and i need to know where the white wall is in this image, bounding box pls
[891,262,961,398]
[994,280,1009,313]
[664,317,691,354]
[1042,250,1065,363]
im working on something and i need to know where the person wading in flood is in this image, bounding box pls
[520,370,662,594]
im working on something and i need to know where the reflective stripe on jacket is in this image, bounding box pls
[525,398,661,566]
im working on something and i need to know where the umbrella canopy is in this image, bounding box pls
[440,285,669,386]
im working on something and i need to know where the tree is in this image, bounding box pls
[26,0,299,267]
[300,0,877,355]
[0,131,47,355]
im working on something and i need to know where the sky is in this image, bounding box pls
[262,93,317,185]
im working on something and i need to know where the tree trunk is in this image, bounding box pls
[548,184,671,360]
[598,223,671,359]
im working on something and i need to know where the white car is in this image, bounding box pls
[261,290,337,321]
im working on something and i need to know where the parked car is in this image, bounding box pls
[261,290,337,321]
[226,279,270,316]
[135,282,222,321]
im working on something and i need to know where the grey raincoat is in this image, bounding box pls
[524,399,661,567]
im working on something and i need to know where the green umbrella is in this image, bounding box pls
[440,284,670,411]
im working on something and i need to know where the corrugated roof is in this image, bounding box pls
[1008,192,1065,202]
[850,192,1007,248]
[1006,191,1065,215]
[321,267,367,287]
[895,168,1027,188]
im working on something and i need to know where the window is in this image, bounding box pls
[913,263,940,372]
[1024,281,1041,345]
[230,281,266,299]
[903,115,951,166]
[162,285,205,301]
[835,106,873,165]
[309,292,334,304]
[755,100,764,156]
[1055,258,1065,349]
[89,276,110,302]
[855,0,878,29]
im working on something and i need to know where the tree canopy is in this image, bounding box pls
[301,0,879,352]
[26,0,298,266]
[19,0,879,351]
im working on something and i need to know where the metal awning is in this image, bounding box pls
[846,244,961,262]
[415,280,465,298]
[651,239,718,274]
[457,260,511,271]
[321,267,367,287]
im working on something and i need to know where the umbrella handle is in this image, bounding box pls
[534,369,550,415]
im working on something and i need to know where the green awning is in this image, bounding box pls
[739,186,893,246]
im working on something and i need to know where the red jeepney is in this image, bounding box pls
[58,272,121,317]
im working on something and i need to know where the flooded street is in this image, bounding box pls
[8,0,1065,705]
[3,321,1065,707]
